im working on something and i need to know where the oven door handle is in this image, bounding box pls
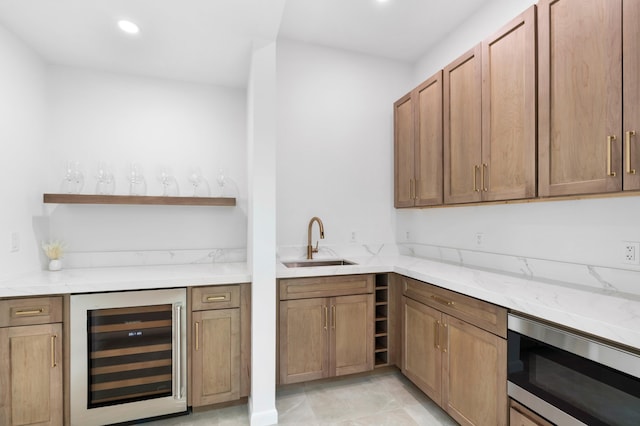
[174,303,183,400]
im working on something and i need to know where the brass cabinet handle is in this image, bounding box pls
[442,323,448,353]
[414,180,418,201]
[16,308,44,316]
[194,321,200,351]
[434,321,440,349]
[206,295,226,301]
[430,295,455,306]
[331,305,336,329]
[482,163,488,191]
[607,135,617,177]
[626,131,637,175]
[323,306,328,330]
[473,165,480,192]
[51,335,57,368]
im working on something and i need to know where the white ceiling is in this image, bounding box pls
[0,0,491,87]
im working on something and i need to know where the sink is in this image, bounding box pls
[282,259,357,268]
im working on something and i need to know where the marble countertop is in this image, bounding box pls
[278,255,640,350]
[0,262,251,298]
[1,255,638,349]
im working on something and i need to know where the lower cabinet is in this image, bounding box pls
[278,275,374,385]
[190,284,249,407]
[0,297,63,426]
[401,277,507,426]
[509,400,554,426]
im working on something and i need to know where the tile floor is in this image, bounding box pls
[142,369,458,425]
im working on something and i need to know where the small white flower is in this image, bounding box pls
[42,241,66,260]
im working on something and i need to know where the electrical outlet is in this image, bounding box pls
[475,232,484,246]
[405,231,411,241]
[10,231,19,252]
[623,242,640,265]
[350,231,357,243]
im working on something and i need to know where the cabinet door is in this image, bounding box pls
[279,298,329,384]
[394,93,416,207]
[444,45,483,204]
[538,0,622,196]
[331,294,374,377]
[402,297,442,406]
[481,6,536,201]
[191,309,240,406]
[415,71,444,206]
[442,315,507,426]
[624,0,640,190]
[0,323,63,426]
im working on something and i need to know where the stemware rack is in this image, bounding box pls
[43,193,236,206]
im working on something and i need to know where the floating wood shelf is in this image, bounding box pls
[43,193,236,206]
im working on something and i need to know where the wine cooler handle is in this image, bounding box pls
[175,304,183,400]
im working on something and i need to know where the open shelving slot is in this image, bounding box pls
[43,193,236,207]
[374,273,390,368]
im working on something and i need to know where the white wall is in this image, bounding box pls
[0,24,47,279]
[400,0,640,275]
[45,66,248,255]
[276,39,413,252]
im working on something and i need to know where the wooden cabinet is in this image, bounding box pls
[509,400,554,426]
[538,0,630,196]
[623,0,640,190]
[481,6,536,201]
[278,275,374,385]
[190,284,249,407]
[444,45,483,204]
[0,297,63,426]
[444,7,536,204]
[394,71,443,207]
[401,277,507,426]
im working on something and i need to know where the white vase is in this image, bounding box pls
[48,259,62,271]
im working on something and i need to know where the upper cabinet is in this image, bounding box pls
[538,0,625,196]
[394,71,444,207]
[444,7,536,205]
[623,0,640,190]
[481,6,537,201]
[443,45,483,204]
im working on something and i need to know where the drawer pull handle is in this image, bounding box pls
[51,335,57,368]
[206,296,226,301]
[430,295,454,306]
[15,308,44,316]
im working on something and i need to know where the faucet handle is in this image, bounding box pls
[313,241,319,253]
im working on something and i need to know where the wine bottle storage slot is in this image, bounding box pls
[374,274,390,368]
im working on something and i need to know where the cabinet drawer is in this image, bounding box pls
[510,400,553,426]
[0,297,63,327]
[192,285,239,311]
[402,276,506,338]
[279,274,374,300]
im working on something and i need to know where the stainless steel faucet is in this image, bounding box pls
[307,216,325,259]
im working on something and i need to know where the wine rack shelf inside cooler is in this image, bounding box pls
[374,274,389,367]
[88,304,174,407]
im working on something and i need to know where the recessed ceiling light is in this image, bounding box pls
[117,20,139,35]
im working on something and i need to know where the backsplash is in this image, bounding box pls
[399,242,640,298]
[62,248,246,269]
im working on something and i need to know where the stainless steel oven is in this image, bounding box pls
[70,288,187,425]
[507,313,640,426]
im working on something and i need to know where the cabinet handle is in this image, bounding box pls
[626,131,637,175]
[442,323,448,353]
[473,165,480,192]
[206,295,226,301]
[434,321,440,349]
[414,180,418,200]
[482,163,488,191]
[430,295,455,306]
[51,334,57,368]
[607,135,617,177]
[175,304,183,400]
[323,306,328,330]
[194,321,200,351]
[331,305,336,329]
[15,308,44,316]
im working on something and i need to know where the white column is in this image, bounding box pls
[246,40,278,426]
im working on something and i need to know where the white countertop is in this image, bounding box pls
[1,255,638,350]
